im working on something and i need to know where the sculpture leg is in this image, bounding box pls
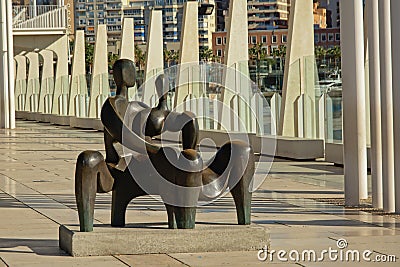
[165,204,177,229]
[75,151,114,232]
[172,149,202,229]
[229,143,255,225]
[208,141,255,225]
[110,168,147,227]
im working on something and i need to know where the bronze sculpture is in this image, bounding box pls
[75,59,255,232]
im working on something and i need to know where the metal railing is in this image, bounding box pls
[12,5,67,30]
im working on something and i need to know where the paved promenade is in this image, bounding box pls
[0,121,398,266]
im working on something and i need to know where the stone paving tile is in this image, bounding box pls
[0,251,128,267]
[116,254,187,266]
[169,251,299,266]
[0,121,398,266]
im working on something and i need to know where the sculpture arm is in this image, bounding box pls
[101,100,160,154]
[163,111,199,149]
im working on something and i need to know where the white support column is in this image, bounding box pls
[119,18,137,100]
[340,0,368,206]
[279,0,315,138]
[174,3,199,110]
[390,0,400,213]
[378,0,395,213]
[38,50,54,114]
[32,0,37,17]
[48,35,70,116]
[0,0,15,129]
[14,55,27,112]
[68,30,87,117]
[366,0,383,209]
[120,18,135,61]
[219,0,250,132]
[142,10,164,106]
[6,0,14,128]
[88,24,109,118]
[25,52,40,113]
[0,0,9,127]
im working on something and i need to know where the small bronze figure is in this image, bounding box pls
[75,59,255,232]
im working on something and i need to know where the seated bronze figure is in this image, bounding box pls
[75,59,255,232]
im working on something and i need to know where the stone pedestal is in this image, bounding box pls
[59,224,269,257]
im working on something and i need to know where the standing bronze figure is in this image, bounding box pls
[75,59,255,232]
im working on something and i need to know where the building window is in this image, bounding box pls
[314,33,319,43]
[223,37,226,44]
[251,36,257,44]
[272,35,277,44]
[321,33,326,42]
[335,33,340,41]
[282,34,287,43]
[217,49,222,57]
[261,35,267,43]
[216,37,222,45]
[328,33,334,42]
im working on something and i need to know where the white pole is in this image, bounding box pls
[340,0,368,206]
[0,0,8,128]
[390,0,400,213]
[32,0,37,17]
[0,0,15,129]
[378,0,395,213]
[366,0,383,209]
[6,0,15,129]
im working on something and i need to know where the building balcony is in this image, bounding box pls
[12,5,68,34]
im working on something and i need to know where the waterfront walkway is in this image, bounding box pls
[0,121,398,266]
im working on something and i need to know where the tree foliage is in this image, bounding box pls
[134,44,146,71]
[199,47,214,62]
[85,42,94,73]
[164,49,179,67]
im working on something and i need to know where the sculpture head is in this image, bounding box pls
[155,74,169,99]
[113,59,136,95]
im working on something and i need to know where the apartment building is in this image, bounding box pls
[313,1,326,28]
[247,0,291,30]
[319,0,340,28]
[213,27,340,61]
[210,0,292,32]
[75,0,216,53]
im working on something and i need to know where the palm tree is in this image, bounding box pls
[134,44,146,72]
[163,49,180,67]
[272,45,286,72]
[164,49,172,68]
[249,43,268,89]
[170,50,179,66]
[211,54,221,63]
[327,46,341,69]
[199,47,214,62]
[315,46,327,67]
[85,42,94,74]
[108,53,119,71]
